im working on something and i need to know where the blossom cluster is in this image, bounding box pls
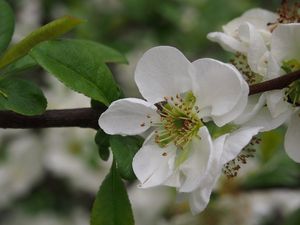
[99,2,300,214]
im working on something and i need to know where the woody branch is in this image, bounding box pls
[0,69,299,130]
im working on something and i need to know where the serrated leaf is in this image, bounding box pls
[91,162,134,225]
[0,0,14,55]
[30,39,122,105]
[110,135,143,180]
[95,129,110,161]
[0,15,83,69]
[0,78,47,115]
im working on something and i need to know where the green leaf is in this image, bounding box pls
[0,0,14,55]
[95,129,110,161]
[110,135,143,180]
[91,162,134,225]
[283,208,300,225]
[0,78,47,115]
[1,55,38,77]
[91,99,107,110]
[241,151,300,190]
[30,39,123,105]
[0,15,84,69]
[259,129,283,163]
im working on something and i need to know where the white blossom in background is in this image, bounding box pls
[0,130,44,209]
[42,76,110,194]
[216,190,300,225]
[13,0,42,42]
[99,46,261,213]
[42,127,110,193]
[128,183,173,225]
[0,208,89,225]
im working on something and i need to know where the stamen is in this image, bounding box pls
[230,53,263,85]
[222,136,260,179]
[154,91,202,149]
[268,0,300,31]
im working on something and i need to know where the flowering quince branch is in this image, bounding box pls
[0,108,102,129]
[0,69,299,130]
[249,69,300,95]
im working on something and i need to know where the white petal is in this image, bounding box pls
[207,32,247,53]
[189,183,217,215]
[212,76,249,126]
[221,126,261,165]
[163,169,181,188]
[271,24,300,63]
[133,139,177,188]
[234,94,266,125]
[243,107,292,132]
[191,59,249,124]
[187,135,228,214]
[266,90,291,118]
[179,127,213,192]
[284,110,300,163]
[240,23,268,74]
[98,98,159,135]
[267,54,282,79]
[135,46,192,104]
[223,8,277,35]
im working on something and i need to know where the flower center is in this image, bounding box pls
[154,91,203,149]
[282,59,300,106]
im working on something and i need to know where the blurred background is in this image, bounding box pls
[1,0,300,224]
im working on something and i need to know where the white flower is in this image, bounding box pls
[207,8,277,74]
[265,23,300,162]
[99,46,260,213]
[0,130,44,209]
[207,8,300,164]
[237,23,300,162]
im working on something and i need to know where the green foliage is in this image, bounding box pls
[91,162,134,225]
[30,39,125,106]
[0,15,83,69]
[283,208,300,225]
[259,130,283,163]
[95,129,110,161]
[110,135,143,180]
[1,55,38,77]
[0,78,47,115]
[241,151,300,190]
[0,0,14,55]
